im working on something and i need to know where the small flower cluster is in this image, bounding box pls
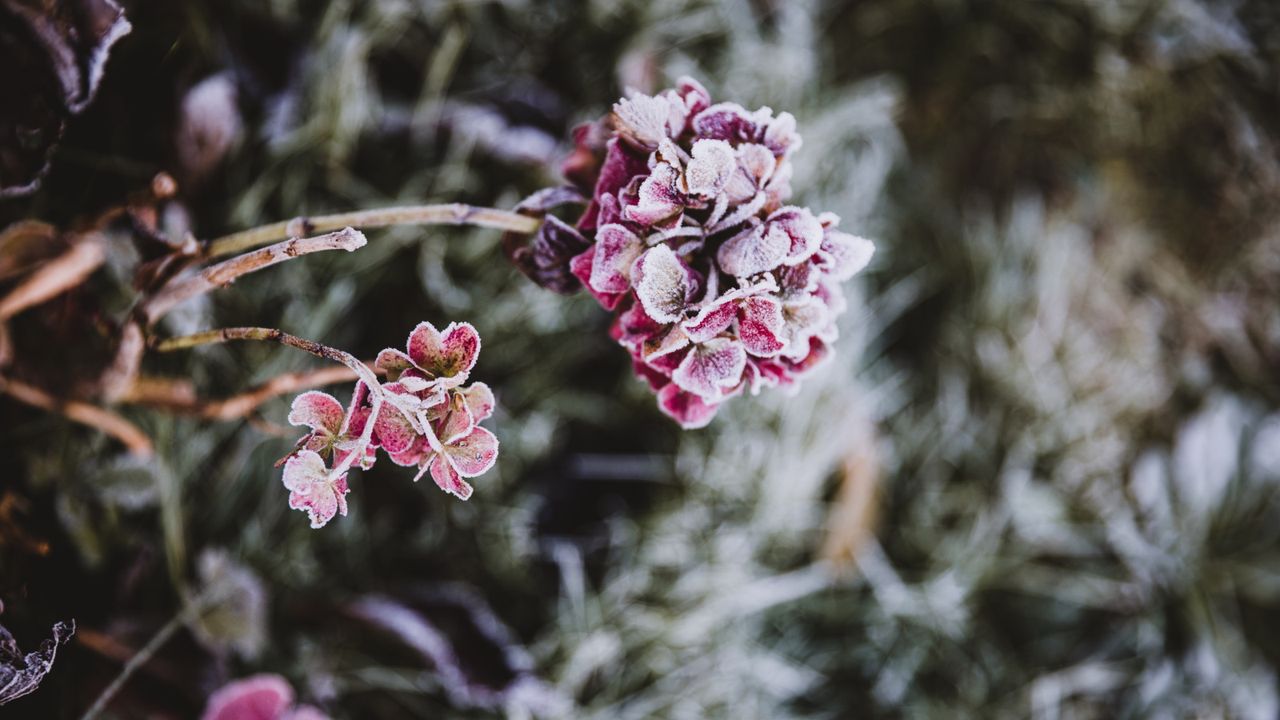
[281,322,498,528]
[509,78,874,428]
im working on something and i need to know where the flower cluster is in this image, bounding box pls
[281,322,498,528]
[508,78,874,428]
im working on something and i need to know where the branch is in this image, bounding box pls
[0,234,105,320]
[205,203,541,259]
[153,327,383,479]
[140,227,367,325]
[126,364,375,421]
[0,376,153,457]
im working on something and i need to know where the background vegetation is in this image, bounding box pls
[2,0,1279,717]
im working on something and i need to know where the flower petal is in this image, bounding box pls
[612,92,676,148]
[763,111,801,155]
[387,436,431,468]
[505,213,590,294]
[693,102,763,144]
[738,296,788,357]
[570,250,625,311]
[768,206,824,265]
[681,297,737,343]
[374,348,415,379]
[287,391,344,435]
[581,138,650,231]
[201,674,294,720]
[672,337,747,400]
[372,401,418,455]
[429,455,474,501]
[656,384,719,429]
[623,162,684,227]
[683,139,735,199]
[407,321,480,381]
[442,425,499,478]
[436,399,476,445]
[589,223,645,294]
[281,451,346,529]
[460,382,495,423]
[716,222,788,277]
[632,244,694,323]
[642,324,691,360]
[816,230,875,281]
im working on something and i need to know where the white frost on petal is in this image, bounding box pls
[683,139,735,199]
[613,93,674,148]
[632,244,692,323]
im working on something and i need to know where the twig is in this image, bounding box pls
[141,227,367,325]
[0,376,153,457]
[77,594,210,720]
[0,234,105,320]
[153,327,383,479]
[126,364,375,421]
[205,203,541,259]
[98,321,146,403]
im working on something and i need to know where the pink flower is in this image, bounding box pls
[287,389,375,470]
[385,383,499,501]
[281,450,349,529]
[201,674,328,720]
[375,321,481,390]
[278,321,500,528]
[509,77,874,428]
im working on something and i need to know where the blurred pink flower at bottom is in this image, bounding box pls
[201,674,328,720]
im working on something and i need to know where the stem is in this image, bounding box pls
[77,592,212,720]
[141,228,367,325]
[0,234,105,320]
[0,376,153,456]
[126,364,378,421]
[153,327,382,479]
[205,203,541,259]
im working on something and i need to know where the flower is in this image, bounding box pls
[508,78,875,428]
[201,674,328,720]
[375,320,481,390]
[279,322,500,528]
[381,381,499,501]
[281,451,349,529]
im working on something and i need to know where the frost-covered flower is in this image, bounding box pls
[201,674,328,720]
[279,322,500,528]
[507,78,875,428]
[281,450,349,529]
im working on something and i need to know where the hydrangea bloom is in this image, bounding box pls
[279,322,499,528]
[507,78,875,428]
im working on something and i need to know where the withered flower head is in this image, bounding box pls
[510,78,874,428]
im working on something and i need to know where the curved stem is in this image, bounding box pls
[153,327,382,480]
[206,203,541,259]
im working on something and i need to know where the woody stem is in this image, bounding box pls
[205,203,542,259]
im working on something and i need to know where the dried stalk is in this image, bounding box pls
[0,376,153,457]
[205,203,541,259]
[126,364,374,421]
[141,227,367,325]
[0,234,105,320]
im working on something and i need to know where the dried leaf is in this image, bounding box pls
[0,0,131,196]
[0,619,75,706]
